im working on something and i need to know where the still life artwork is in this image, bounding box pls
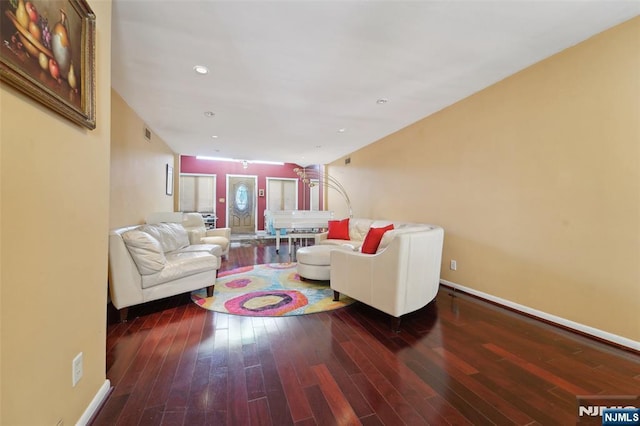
[0,0,95,129]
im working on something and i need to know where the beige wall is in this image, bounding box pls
[329,17,639,342]
[110,90,175,228]
[0,1,112,423]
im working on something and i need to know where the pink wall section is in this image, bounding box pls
[180,156,319,230]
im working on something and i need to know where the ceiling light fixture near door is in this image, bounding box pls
[193,65,209,75]
[204,111,215,117]
[376,98,388,104]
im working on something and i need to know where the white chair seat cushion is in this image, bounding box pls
[297,245,337,266]
[201,236,229,251]
[178,243,223,257]
[142,252,217,288]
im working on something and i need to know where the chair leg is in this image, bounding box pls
[119,307,129,323]
[333,290,340,301]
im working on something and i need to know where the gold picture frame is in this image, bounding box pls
[0,0,96,129]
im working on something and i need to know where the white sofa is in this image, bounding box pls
[108,222,221,321]
[323,218,444,329]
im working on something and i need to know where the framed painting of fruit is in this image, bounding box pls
[0,0,95,129]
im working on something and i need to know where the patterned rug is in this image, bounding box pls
[191,263,355,317]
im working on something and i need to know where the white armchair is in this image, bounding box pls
[181,213,231,258]
[330,225,444,330]
[146,212,231,258]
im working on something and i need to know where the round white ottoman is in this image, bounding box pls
[296,245,341,281]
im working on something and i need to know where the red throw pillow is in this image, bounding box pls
[327,218,350,240]
[361,224,394,254]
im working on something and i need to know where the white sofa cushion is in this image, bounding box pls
[140,223,190,253]
[142,252,218,288]
[349,218,375,241]
[122,230,167,275]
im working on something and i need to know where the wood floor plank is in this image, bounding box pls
[145,306,192,408]
[349,373,404,426]
[117,309,184,422]
[93,242,640,426]
[304,384,345,426]
[483,342,594,395]
[426,345,535,424]
[321,350,374,419]
[432,347,479,375]
[164,307,207,411]
[404,356,492,424]
[248,397,273,426]
[310,364,360,425]
[473,365,577,424]
[275,360,314,422]
[342,341,429,424]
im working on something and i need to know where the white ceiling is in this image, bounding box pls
[111,1,639,166]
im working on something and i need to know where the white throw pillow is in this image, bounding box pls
[122,230,167,275]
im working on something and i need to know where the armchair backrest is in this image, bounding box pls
[146,212,184,224]
[181,213,207,245]
[182,212,206,230]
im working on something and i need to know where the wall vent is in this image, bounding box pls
[143,126,152,141]
[345,157,351,165]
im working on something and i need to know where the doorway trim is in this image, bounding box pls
[226,174,258,233]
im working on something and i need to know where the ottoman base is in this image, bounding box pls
[297,263,330,281]
[296,245,352,281]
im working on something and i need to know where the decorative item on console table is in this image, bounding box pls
[201,213,217,229]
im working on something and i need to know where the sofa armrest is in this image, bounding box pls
[187,228,206,245]
[205,227,230,240]
[315,231,329,244]
[108,228,145,310]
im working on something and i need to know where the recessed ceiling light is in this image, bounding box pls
[204,111,215,117]
[376,98,388,104]
[211,135,218,139]
[193,65,209,75]
[338,128,346,133]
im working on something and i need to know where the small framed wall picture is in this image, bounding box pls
[258,188,265,197]
[166,164,173,195]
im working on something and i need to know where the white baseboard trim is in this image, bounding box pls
[76,379,111,426]
[440,279,640,352]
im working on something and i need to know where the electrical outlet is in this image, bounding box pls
[450,260,457,271]
[72,352,83,387]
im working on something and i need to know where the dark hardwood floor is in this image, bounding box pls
[93,240,640,425]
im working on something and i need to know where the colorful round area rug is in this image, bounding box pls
[191,263,355,317]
